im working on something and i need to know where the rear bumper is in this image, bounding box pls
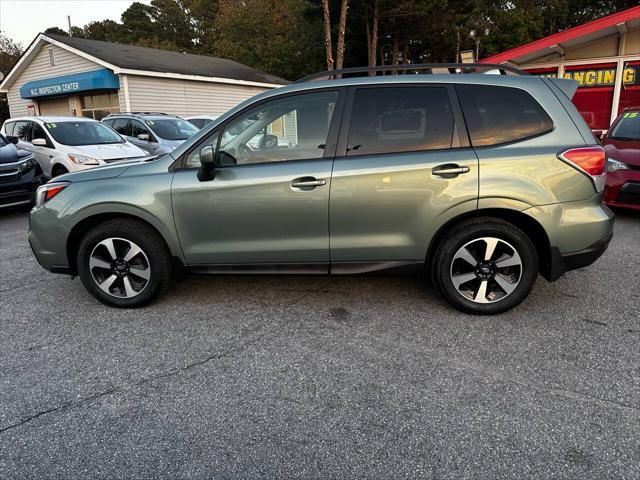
[523,195,614,282]
[604,169,640,211]
[547,233,612,281]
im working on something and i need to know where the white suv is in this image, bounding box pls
[1,116,148,178]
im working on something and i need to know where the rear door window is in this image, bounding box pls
[13,121,29,140]
[346,86,459,156]
[456,85,553,147]
[112,118,131,136]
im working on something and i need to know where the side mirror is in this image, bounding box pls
[6,135,18,145]
[592,129,606,143]
[137,133,150,141]
[260,134,278,150]
[31,138,47,147]
[197,145,216,181]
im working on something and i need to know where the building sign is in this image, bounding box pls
[20,69,119,99]
[28,81,80,97]
[527,65,640,88]
[563,66,639,88]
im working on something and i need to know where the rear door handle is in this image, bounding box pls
[291,177,326,189]
[432,164,471,177]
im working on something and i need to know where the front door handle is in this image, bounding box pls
[291,177,327,189]
[432,164,471,177]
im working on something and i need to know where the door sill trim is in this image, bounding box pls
[187,261,423,275]
[188,263,329,274]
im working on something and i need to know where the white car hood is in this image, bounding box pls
[69,142,147,160]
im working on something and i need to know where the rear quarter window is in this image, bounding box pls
[456,85,553,147]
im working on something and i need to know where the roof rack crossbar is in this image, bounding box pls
[294,63,526,83]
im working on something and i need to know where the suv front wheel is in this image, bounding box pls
[77,219,173,308]
[432,218,538,314]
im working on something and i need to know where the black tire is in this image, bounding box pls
[431,217,538,315]
[51,165,69,177]
[77,219,172,308]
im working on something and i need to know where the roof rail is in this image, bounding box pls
[104,112,169,117]
[294,63,527,83]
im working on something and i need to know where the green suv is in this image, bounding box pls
[28,65,614,314]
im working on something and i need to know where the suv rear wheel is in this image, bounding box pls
[432,218,538,314]
[77,219,172,308]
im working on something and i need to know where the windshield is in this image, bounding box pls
[145,118,198,141]
[609,112,640,141]
[44,121,125,146]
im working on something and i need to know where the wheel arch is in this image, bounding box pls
[51,163,69,176]
[426,208,553,280]
[66,211,184,274]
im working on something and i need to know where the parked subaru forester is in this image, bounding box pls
[29,64,614,314]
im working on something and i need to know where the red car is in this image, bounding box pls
[602,108,640,210]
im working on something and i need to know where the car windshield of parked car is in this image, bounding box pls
[44,121,125,146]
[145,118,198,140]
[609,112,640,141]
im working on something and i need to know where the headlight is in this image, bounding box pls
[35,182,70,208]
[17,156,37,174]
[68,154,100,165]
[607,158,630,173]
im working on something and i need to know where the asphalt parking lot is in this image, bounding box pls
[0,209,639,479]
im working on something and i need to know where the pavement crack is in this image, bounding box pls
[0,387,118,435]
[321,315,640,416]
[0,293,310,435]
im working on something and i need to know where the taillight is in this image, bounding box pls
[558,146,607,192]
[35,182,69,208]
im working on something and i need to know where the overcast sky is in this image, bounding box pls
[0,0,151,47]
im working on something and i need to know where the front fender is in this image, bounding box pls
[59,171,184,263]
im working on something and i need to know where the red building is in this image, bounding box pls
[481,6,640,132]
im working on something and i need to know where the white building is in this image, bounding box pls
[0,33,288,120]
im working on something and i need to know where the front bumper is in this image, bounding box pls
[28,204,73,274]
[604,169,640,211]
[0,167,44,209]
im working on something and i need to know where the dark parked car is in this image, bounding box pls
[602,108,640,211]
[0,132,44,209]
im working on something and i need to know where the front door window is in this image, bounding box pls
[217,91,338,166]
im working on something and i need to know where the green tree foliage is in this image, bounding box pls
[0,33,23,122]
[213,0,324,80]
[44,26,70,36]
[38,0,635,79]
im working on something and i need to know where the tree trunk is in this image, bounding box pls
[334,0,349,78]
[369,0,379,75]
[391,33,399,73]
[322,0,334,72]
[402,41,409,64]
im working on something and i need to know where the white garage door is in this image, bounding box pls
[38,97,70,116]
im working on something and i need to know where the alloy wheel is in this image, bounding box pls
[450,237,522,304]
[89,237,151,298]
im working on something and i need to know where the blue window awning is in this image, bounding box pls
[20,69,119,99]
